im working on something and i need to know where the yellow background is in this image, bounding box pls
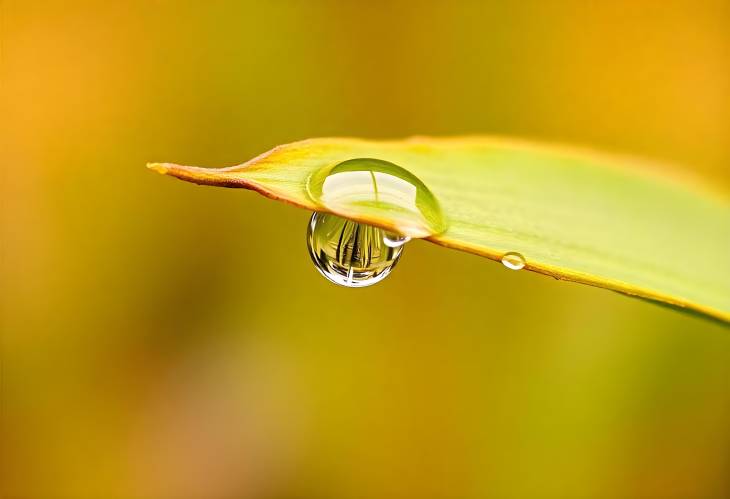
[2,1,729,498]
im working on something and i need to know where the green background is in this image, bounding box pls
[2,1,729,498]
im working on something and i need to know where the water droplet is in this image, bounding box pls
[383,232,411,248]
[306,158,446,239]
[501,252,526,270]
[307,212,403,287]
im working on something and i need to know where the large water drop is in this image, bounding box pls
[306,158,446,239]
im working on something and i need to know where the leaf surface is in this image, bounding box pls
[149,137,730,322]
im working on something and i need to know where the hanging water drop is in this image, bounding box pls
[501,251,526,270]
[306,212,404,287]
[305,158,447,287]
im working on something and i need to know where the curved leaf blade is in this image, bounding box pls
[149,137,730,322]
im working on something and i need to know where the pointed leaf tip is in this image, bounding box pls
[145,162,250,188]
[147,162,171,175]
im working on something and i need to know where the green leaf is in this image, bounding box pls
[148,137,730,323]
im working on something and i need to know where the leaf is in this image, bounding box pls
[148,137,730,323]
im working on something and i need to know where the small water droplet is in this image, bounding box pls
[383,232,411,248]
[306,158,446,239]
[501,251,525,270]
[307,212,403,287]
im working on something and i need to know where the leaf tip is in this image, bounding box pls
[147,162,172,175]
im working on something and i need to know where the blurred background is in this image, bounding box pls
[2,1,729,498]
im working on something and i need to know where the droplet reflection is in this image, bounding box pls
[306,212,403,287]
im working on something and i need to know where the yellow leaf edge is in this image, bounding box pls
[148,136,730,324]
